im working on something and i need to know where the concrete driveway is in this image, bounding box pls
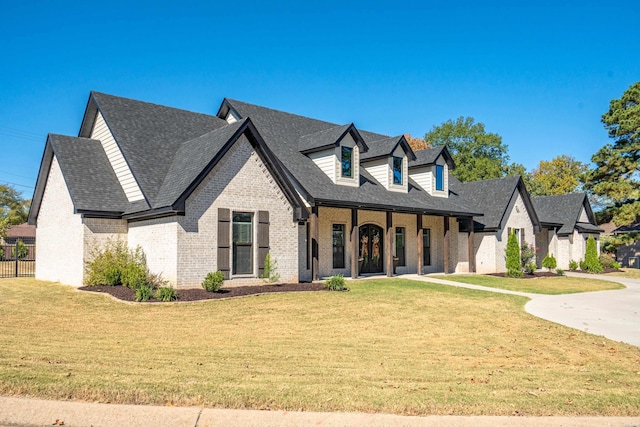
[524,272,640,347]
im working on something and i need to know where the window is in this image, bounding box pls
[341,146,353,178]
[232,212,253,275]
[392,156,403,185]
[423,228,431,266]
[395,227,406,267]
[435,165,444,191]
[332,224,345,268]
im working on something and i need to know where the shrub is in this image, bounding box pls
[202,271,225,292]
[325,274,346,291]
[155,286,178,302]
[84,239,130,286]
[520,243,535,268]
[505,231,522,278]
[135,285,154,302]
[121,260,147,290]
[611,261,621,269]
[12,240,29,260]
[260,252,280,284]
[583,237,603,273]
[524,262,537,275]
[542,254,557,270]
[598,253,616,269]
[555,268,565,276]
[0,246,3,260]
[569,260,579,271]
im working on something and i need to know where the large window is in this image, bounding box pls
[332,224,345,268]
[435,165,444,191]
[395,227,406,267]
[423,228,431,266]
[233,212,253,275]
[392,156,403,185]
[341,146,353,178]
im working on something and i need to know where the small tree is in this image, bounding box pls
[505,230,522,278]
[583,236,603,273]
[542,254,557,271]
[12,240,29,260]
[260,252,280,283]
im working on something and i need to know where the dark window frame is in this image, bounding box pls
[435,165,444,191]
[341,146,353,178]
[392,156,403,185]
[232,212,254,275]
[332,224,346,269]
[423,228,431,266]
[395,226,406,267]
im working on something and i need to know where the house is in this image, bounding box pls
[612,222,640,268]
[532,193,603,269]
[451,176,541,274]
[29,92,485,288]
[2,223,36,245]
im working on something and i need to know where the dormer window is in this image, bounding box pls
[435,164,444,191]
[392,157,403,185]
[341,146,353,178]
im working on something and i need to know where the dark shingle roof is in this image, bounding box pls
[532,193,601,235]
[87,92,227,205]
[298,124,355,153]
[409,146,454,169]
[456,176,523,230]
[48,134,130,213]
[224,99,479,216]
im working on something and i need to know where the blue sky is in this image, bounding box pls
[1,0,638,199]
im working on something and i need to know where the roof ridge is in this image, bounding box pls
[92,91,220,119]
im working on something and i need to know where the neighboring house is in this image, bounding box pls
[532,193,602,270]
[29,92,484,287]
[3,223,36,245]
[612,222,640,268]
[452,176,541,274]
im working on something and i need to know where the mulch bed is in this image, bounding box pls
[79,282,328,303]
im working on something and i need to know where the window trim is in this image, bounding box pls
[392,156,403,185]
[395,226,406,267]
[341,146,354,178]
[232,212,254,276]
[435,164,444,191]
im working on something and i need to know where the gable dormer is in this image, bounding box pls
[299,124,367,187]
[408,146,455,198]
[360,135,415,193]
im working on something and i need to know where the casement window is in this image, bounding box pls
[232,212,253,275]
[341,146,353,178]
[423,228,431,266]
[392,156,403,185]
[395,227,406,267]
[332,224,345,269]
[435,165,444,191]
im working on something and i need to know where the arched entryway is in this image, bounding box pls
[359,224,383,274]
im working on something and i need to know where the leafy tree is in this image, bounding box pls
[403,134,429,151]
[528,155,588,196]
[583,236,603,273]
[424,116,521,182]
[0,184,30,235]
[584,81,640,226]
[505,230,522,278]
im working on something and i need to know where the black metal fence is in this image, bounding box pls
[0,241,36,278]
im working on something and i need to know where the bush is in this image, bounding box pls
[542,254,557,270]
[135,285,154,302]
[11,240,29,260]
[611,261,621,269]
[556,268,565,276]
[155,286,178,302]
[121,260,147,290]
[84,239,130,286]
[505,231,522,278]
[325,274,346,291]
[524,262,537,275]
[598,253,616,269]
[260,252,280,284]
[0,246,3,260]
[583,237,603,273]
[520,243,535,268]
[569,260,579,271]
[202,271,225,292]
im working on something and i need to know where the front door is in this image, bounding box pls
[359,224,383,274]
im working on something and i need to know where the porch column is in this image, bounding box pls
[386,211,393,277]
[444,216,450,274]
[416,214,423,275]
[467,217,475,273]
[311,205,319,281]
[351,208,358,279]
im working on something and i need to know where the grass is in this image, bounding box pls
[608,268,640,280]
[440,275,625,294]
[0,278,638,416]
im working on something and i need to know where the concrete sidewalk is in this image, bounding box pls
[1,396,638,427]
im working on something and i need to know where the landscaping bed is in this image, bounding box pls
[79,282,327,302]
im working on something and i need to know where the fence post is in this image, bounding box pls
[15,242,19,278]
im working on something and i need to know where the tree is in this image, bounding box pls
[505,230,522,278]
[528,155,588,197]
[404,134,429,151]
[584,81,640,226]
[424,116,514,182]
[583,236,603,273]
[0,184,30,237]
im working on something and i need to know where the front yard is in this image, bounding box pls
[0,278,638,416]
[439,274,625,294]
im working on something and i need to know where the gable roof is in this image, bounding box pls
[409,146,455,169]
[298,123,367,154]
[455,175,540,232]
[532,193,602,235]
[360,135,415,162]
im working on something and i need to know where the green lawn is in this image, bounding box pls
[440,274,625,294]
[608,268,640,280]
[0,278,638,416]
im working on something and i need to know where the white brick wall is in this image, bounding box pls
[128,217,179,285]
[35,156,85,286]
